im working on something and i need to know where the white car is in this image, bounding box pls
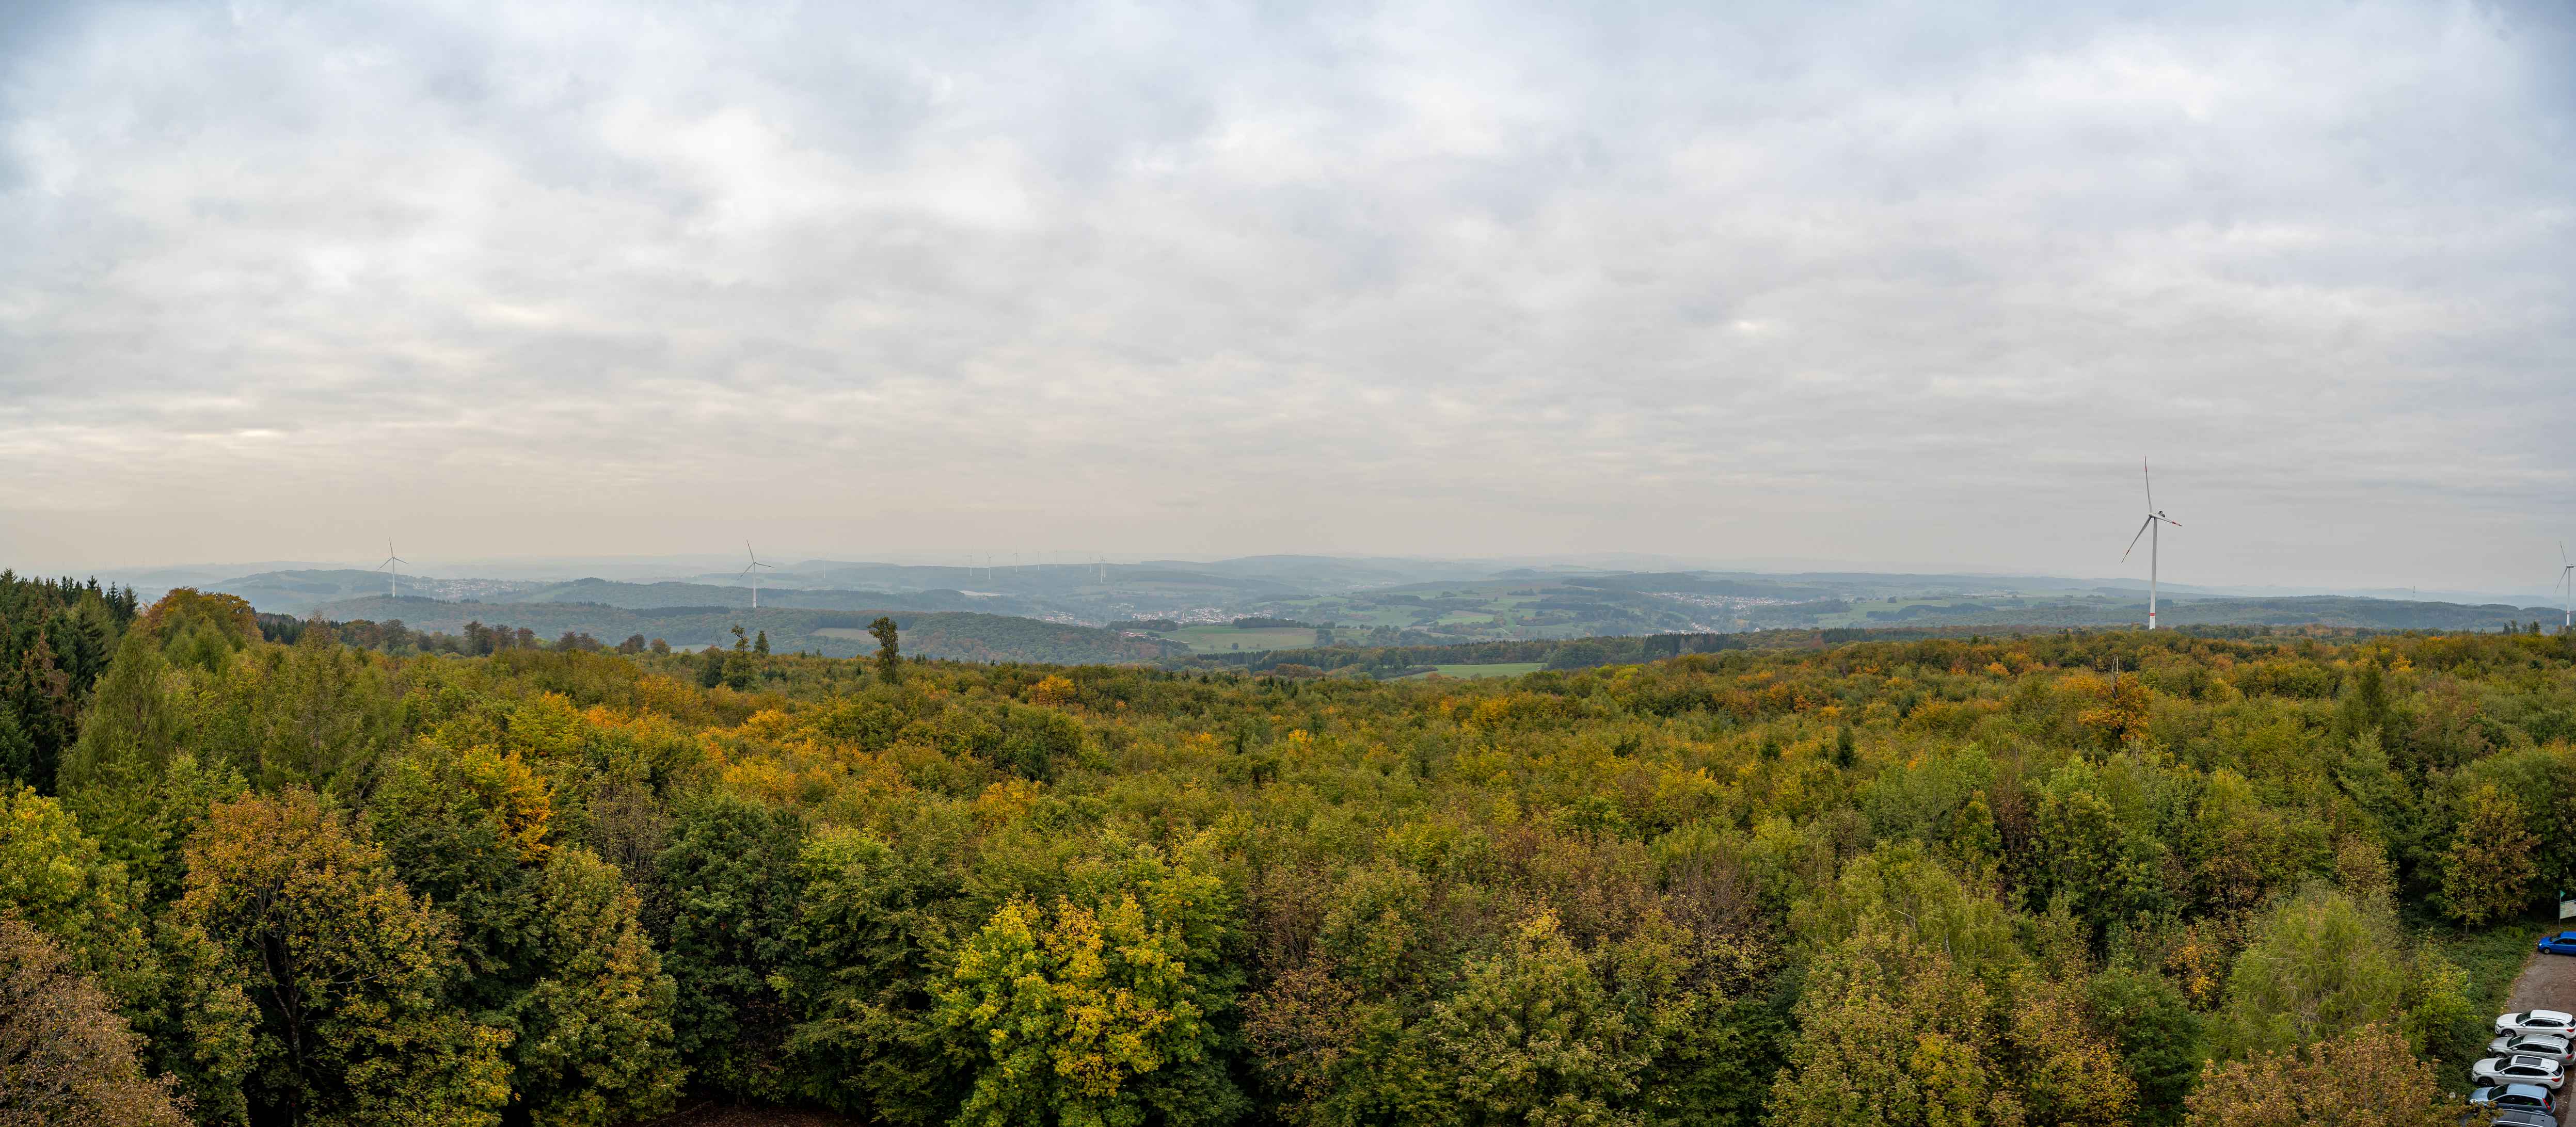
[2495,1035,2576,1066]
[2477,1056,2568,1090]
[2501,1012,2576,1039]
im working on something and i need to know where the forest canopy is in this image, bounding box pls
[2,569,2571,1126]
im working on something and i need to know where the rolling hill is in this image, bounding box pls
[309,595,1190,663]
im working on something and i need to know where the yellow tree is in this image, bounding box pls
[2184,1024,2455,1127]
[935,850,1243,1127]
[2440,784,2538,926]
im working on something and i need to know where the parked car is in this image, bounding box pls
[2477,1056,2568,1090]
[2493,1035,2576,1066]
[2487,1109,2560,1127]
[2470,1084,2559,1116]
[2501,1011,2576,1038]
[2540,932,2576,957]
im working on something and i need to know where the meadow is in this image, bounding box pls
[1396,661,1550,679]
[1153,623,1328,653]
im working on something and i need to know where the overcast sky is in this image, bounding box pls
[3,0,2571,591]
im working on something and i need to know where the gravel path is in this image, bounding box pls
[2506,940,2576,1015]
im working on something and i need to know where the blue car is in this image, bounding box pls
[2542,932,2576,957]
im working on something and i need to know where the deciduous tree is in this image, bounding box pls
[2184,1024,2454,1127]
[165,791,509,1126]
[2440,783,2538,926]
[0,918,188,1127]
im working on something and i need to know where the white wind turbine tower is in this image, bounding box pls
[2556,542,2573,632]
[741,541,774,610]
[2121,458,2181,630]
[377,540,407,600]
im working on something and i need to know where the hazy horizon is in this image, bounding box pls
[6,1,2572,591]
[35,549,2569,606]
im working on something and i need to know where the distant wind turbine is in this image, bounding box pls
[377,540,407,599]
[2121,458,2181,630]
[742,541,774,610]
[2557,541,2572,632]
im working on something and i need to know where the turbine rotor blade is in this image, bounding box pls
[2143,457,2153,512]
[2122,516,2153,561]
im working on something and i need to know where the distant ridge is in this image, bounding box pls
[308,595,1190,663]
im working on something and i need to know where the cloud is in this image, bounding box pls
[1,0,2570,588]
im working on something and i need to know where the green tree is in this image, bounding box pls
[369,741,555,1005]
[1427,911,1651,1127]
[753,630,770,656]
[165,791,510,1126]
[996,704,1079,783]
[777,827,961,1124]
[656,787,808,1100]
[372,738,681,1125]
[871,617,902,684]
[0,786,158,1015]
[2087,965,2206,1124]
[58,630,179,794]
[1767,930,2008,1127]
[2439,784,2538,926]
[1791,840,2019,972]
[2026,761,2167,941]
[2213,887,2463,1059]
[246,625,400,792]
[508,848,683,1127]
[58,753,245,908]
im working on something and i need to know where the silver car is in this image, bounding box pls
[2500,1011,2576,1039]
[2495,1036,2576,1066]
[2477,1056,2568,1090]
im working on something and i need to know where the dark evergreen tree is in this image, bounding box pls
[871,616,902,684]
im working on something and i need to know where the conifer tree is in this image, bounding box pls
[870,617,901,684]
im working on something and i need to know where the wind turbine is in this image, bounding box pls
[2120,458,2181,630]
[2557,541,2572,632]
[741,541,774,610]
[377,540,406,599]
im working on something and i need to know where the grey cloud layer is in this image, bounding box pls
[3,0,2571,587]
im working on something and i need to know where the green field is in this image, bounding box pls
[1398,662,1546,680]
[1155,624,1322,654]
